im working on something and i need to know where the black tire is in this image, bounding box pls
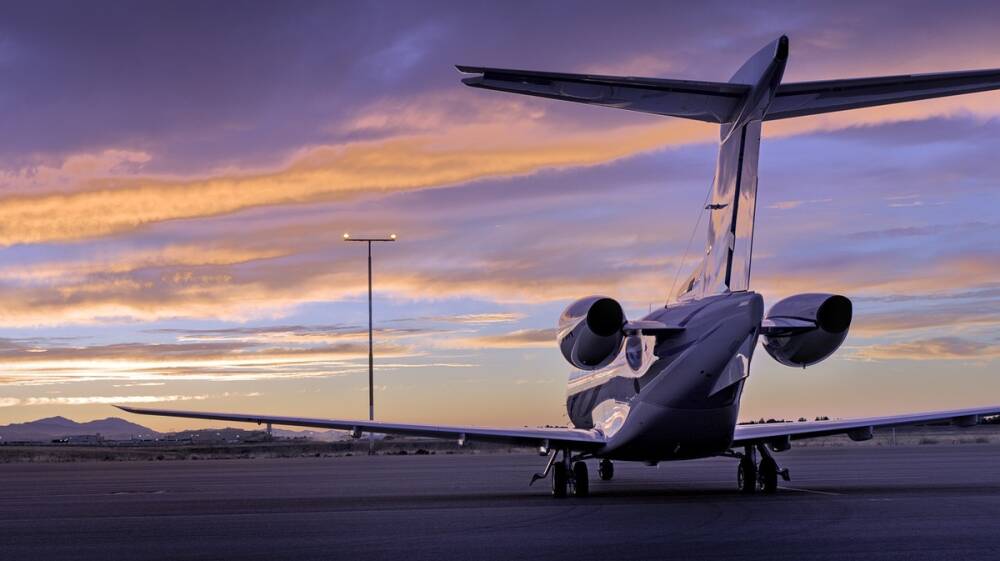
[738,457,757,494]
[598,459,614,481]
[572,462,589,497]
[759,457,779,494]
[552,462,568,498]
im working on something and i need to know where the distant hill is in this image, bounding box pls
[0,416,161,442]
[0,416,347,443]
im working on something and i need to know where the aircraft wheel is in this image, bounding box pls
[598,459,614,481]
[738,456,757,494]
[551,462,568,498]
[758,456,779,494]
[572,461,589,497]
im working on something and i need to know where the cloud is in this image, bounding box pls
[390,312,526,324]
[1,149,152,196]
[579,54,678,77]
[0,393,269,407]
[843,222,995,241]
[767,198,832,210]
[754,250,1000,302]
[0,243,286,284]
[0,394,209,407]
[4,82,998,249]
[852,300,1000,337]
[0,334,419,386]
[852,337,1000,361]
[0,115,714,247]
[21,395,210,406]
[151,325,438,345]
[446,328,557,349]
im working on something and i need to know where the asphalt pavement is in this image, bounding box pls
[2,445,1000,561]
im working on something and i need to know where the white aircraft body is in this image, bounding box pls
[121,36,1000,497]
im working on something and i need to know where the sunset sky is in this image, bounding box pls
[0,1,998,432]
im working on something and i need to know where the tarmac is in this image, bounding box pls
[2,445,1000,561]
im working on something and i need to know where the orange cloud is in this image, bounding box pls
[851,337,1000,361]
[3,87,997,248]
[445,328,557,349]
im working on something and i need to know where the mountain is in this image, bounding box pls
[0,416,161,442]
[0,416,346,443]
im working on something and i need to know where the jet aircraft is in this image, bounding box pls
[121,36,1000,497]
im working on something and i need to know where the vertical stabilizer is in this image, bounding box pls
[675,37,787,301]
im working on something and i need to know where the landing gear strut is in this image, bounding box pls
[598,459,614,481]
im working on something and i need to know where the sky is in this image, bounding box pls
[0,0,998,432]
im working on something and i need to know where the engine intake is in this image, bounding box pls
[762,293,852,368]
[558,296,626,370]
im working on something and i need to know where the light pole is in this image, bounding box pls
[343,232,396,455]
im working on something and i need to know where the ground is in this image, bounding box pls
[2,445,999,560]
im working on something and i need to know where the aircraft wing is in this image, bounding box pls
[115,405,606,450]
[732,405,1000,446]
[765,68,1000,120]
[457,65,749,123]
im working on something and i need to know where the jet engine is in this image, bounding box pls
[558,296,626,370]
[761,293,852,368]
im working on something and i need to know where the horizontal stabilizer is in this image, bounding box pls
[457,65,749,123]
[759,317,816,337]
[623,320,685,336]
[116,405,606,449]
[766,68,1000,120]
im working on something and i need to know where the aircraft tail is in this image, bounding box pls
[458,36,1000,302]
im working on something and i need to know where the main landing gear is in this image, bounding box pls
[532,450,591,498]
[736,444,790,494]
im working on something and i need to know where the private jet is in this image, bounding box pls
[120,35,1000,497]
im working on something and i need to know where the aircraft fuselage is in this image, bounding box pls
[567,292,763,461]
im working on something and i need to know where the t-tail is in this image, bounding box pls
[458,35,1000,302]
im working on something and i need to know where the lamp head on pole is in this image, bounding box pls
[343,233,397,242]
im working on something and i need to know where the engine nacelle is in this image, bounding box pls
[558,296,626,370]
[762,293,852,368]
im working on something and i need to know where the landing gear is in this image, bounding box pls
[735,444,790,495]
[758,455,779,494]
[598,459,614,481]
[538,451,590,498]
[756,443,789,494]
[737,452,758,494]
[572,461,589,497]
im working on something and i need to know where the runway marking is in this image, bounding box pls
[778,485,842,496]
